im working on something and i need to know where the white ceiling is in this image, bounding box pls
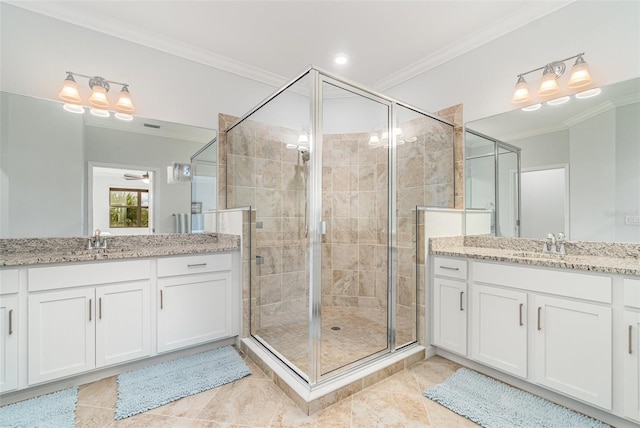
[8,0,574,90]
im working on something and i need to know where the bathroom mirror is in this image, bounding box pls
[466,77,640,243]
[0,91,217,238]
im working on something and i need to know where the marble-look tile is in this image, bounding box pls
[411,356,461,391]
[78,376,118,408]
[147,387,219,418]
[350,389,431,427]
[423,399,479,428]
[270,395,351,427]
[196,377,284,426]
[76,404,115,428]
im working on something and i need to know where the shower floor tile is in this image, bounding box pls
[254,305,415,375]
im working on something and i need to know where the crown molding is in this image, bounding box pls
[5,1,288,88]
[372,1,575,91]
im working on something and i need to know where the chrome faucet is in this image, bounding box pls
[543,232,565,254]
[86,229,107,250]
[543,233,556,253]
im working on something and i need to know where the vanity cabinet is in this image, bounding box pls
[471,284,527,378]
[27,260,151,385]
[0,269,19,392]
[471,261,613,410]
[432,257,468,356]
[532,294,611,410]
[157,253,235,353]
[623,279,640,422]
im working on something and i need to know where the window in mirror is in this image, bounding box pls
[109,188,149,228]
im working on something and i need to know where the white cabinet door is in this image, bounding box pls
[433,277,467,355]
[533,294,612,410]
[471,284,527,378]
[95,281,151,367]
[28,288,95,385]
[157,271,233,353]
[0,294,18,392]
[624,310,640,422]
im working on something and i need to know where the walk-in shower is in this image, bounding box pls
[224,67,456,406]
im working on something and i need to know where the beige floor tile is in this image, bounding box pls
[350,389,431,427]
[75,404,116,428]
[107,412,193,427]
[367,369,422,395]
[269,395,351,427]
[411,356,461,391]
[196,377,284,426]
[423,399,479,428]
[77,376,118,408]
[148,387,220,418]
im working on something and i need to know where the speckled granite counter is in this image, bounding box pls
[430,235,640,276]
[0,233,240,267]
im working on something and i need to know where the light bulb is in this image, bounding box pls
[115,85,135,113]
[538,66,560,97]
[567,55,592,89]
[89,85,109,109]
[58,73,81,104]
[511,75,530,104]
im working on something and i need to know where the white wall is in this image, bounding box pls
[0,3,275,130]
[570,109,616,241]
[0,92,85,238]
[386,1,640,122]
[514,130,570,170]
[615,102,640,242]
[3,2,638,131]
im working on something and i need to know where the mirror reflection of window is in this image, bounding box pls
[109,188,149,228]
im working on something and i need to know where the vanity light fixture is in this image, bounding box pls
[58,71,135,120]
[511,53,593,104]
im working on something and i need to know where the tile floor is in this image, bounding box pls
[255,306,416,375]
[75,352,479,427]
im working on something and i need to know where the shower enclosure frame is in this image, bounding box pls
[225,65,455,389]
[465,128,522,237]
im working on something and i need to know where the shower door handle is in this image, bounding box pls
[320,221,327,235]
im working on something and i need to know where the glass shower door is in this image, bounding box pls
[318,79,390,377]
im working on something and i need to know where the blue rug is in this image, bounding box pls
[116,346,251,419]
[424,368,609,428]
[0,387,77,428]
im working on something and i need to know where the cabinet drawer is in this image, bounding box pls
[625,278,640,309]
[157,253,231,278]
[0,269,19,294]
[434,257,467,280]
[28,260,151,292]
[474,261,611,303]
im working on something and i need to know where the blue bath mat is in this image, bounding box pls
[0,387,77,428]
[115,346,251,419]
[424,368,609,428]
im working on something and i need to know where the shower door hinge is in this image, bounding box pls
[320,221,327,235]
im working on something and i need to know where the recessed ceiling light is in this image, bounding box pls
[547,96,570,106]
[334,54,348,65]
[521,103,541,112]
[575,88,602,99]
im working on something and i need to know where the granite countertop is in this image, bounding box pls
[430,236,640,277]
[0,233,240,267]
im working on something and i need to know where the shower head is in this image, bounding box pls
[298,146,310,163]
